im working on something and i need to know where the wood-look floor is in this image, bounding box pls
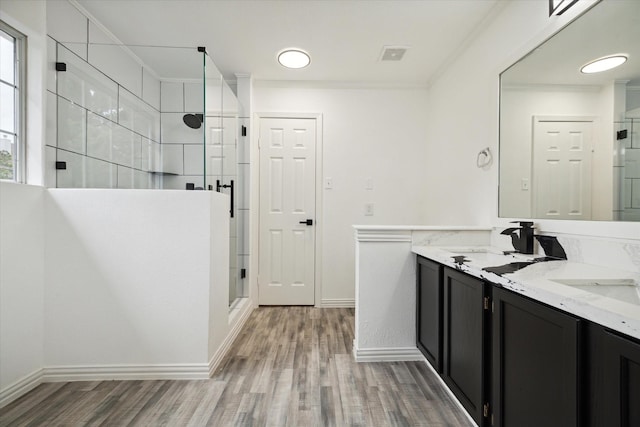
[0,307,472,427]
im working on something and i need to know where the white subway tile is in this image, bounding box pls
[134,170,153,189]
[221,116,237,146]
[184,82,204,112]
[161,112,202,144]
[47,1,88,60]
[142,139,161,172]
[206,145,223,176]
[119,87,161,142]
[614,179,640,208]
[87,111,112,162]
[86,157,117,188]
[632,179,640,209]
[117,166,134,189]
[183,144,204,175]
[207,118,223,145]
[625,149,640,179]
[113,125,135,167]
[132,135,143,170]
[56,150,85,188]
[143,69,161,110]
[57,46,118,120]
[46,92,57,147]
[89,44,142,98]
[57,97,86,154]
[161,82,184,112]
[162,144,184,175]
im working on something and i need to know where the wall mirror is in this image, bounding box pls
[499,0,640,221]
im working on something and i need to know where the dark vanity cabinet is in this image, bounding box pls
[416,256,443,372]
[442,268,489,426]
[586,323,640,427]
[491,287,581,427]
[415,256,601,427]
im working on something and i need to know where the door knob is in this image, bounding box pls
[299,219,313,226]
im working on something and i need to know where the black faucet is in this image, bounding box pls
[501,221,534,254]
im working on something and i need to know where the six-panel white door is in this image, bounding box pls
[533,117,593,220]
[258,117,316,305]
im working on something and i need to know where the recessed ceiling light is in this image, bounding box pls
[278,49,310,69]
[580,55,628,74]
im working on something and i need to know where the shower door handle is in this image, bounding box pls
[216,179,235,218]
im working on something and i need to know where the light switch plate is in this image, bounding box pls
[325,177,333,189]
[366,177,374,190]
[365,203,374,216]
[521,178,529,191]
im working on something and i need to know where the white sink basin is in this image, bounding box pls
[442,247,536,263]
[551,278,640,305]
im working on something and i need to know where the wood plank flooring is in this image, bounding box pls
[0,307,472,426]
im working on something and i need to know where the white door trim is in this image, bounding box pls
[255,112,323,307]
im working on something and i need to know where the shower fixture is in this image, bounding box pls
[183,113,204,129]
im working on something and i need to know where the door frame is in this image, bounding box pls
[254,112,324,307]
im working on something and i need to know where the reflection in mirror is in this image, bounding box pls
[499,0,640,221]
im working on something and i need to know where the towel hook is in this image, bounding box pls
[477,147,492,169]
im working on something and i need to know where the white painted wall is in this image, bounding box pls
[253,85,430,305]
[0,182,45,404]
[424,0,639,238]
[44,190,227,369]
[0,0,47,185]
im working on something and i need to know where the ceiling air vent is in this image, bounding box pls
[380,46,409,61]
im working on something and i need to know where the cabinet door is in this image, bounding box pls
[416,256,443,372]
[587,323,640,427]
[443,268,488,426]
[492,287,580,427]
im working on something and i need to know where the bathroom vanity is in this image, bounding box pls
[353,226,640,427]
[415,246,640,427]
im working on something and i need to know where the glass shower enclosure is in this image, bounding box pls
[46,38,247,306]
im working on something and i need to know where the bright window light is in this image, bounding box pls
[580,55,628,74]
[277,49,310,69]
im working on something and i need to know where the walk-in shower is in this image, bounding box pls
[47,41,249,307]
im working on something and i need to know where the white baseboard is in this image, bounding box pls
[320,298,355,308]
[209,298,254,377]
[41,363,210,383]
[0,302,256,408]
[352,343,424,362]
[0,369,43,409]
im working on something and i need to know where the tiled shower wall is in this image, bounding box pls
[619,118,640,221]
[45,2,162,189]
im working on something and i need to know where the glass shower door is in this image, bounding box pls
[204,54,246,306]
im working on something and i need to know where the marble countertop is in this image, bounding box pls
[412,245,640,341]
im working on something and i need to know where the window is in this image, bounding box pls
[0,21,25,182]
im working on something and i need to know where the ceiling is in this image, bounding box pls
[502,0,640,87]
[74,0,501,86]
